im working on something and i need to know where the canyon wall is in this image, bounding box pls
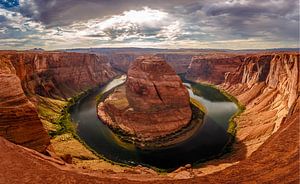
[185,55,243,84]
[186,53,299,156]
[7,52,117,99]
[0,57,50,153]
[0,51,117,152]
[107,53,139,73]
[154,53,194,74]
[220,53,299,155]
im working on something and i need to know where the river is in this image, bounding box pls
[69,75,238,170]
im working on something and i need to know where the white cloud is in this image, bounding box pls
[95,7,168,29]
[53,7,179,41]
[19,0,39,17]
[157,21,182,40]
[0,1,298,50]
[0,8,44,32]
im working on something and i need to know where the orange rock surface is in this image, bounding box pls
[185,55,243,84]
[6,52,117,98]
[0,58,50,153]
[0,51,117,152]
[98,56,192,141]
[220,53,299,155]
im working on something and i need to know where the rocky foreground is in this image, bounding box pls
[0,51,299,183]
[98,56,192,142]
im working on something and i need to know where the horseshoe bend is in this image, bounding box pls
[97,56,199,146]
[0,50,298,183]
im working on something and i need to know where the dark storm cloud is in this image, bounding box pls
[19,0,196,26]
[201,0,299,40]
[16,0,300,39]
[166,0,299,41]
[0,0,299,49]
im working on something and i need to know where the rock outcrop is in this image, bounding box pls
[206,96,299,183]
[0,51,117,152]
[0,58,50,153]
[185,52,299,156]
[98,56,192,141]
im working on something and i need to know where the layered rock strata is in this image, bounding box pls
[0,51,117,152]
[185,52,299,159]
[155,53,194,74]
[186,56,243,84]
[220,53,299,155]
[107,53,139,72]
[98,56,192,141]
[6,52,117,98]
[0,58,50,153]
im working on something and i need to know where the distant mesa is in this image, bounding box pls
[98,56,194,144]
[29,48,45,52]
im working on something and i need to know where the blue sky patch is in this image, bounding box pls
[0,0,19,9]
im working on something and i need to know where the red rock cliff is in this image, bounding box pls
[223,54,299,108]
[107,53,139,73]
[0,57,50,153]
[0,51,117,152]
[155,53,194,74]
[219,54,299,154]
[185,56,243,84]
[6,52,117,99]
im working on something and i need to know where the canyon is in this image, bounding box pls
[0,50,298,183]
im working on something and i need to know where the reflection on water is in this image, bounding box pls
[70,76,238,170]
[184,83,237,129]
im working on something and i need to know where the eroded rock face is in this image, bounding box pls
[107,53,139,72]
[98,56,192,141]
[0,58,50,153]
[155,53,194,74]
[185,56,243,84]
[0,51,117,152]
[185,53,299,157]
[6,52,117,99]
[219,53,299,155]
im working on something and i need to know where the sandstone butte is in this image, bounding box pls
[98,56,192,141]
[0,51,299,183]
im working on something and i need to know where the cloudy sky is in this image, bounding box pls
[0,0,299,50]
